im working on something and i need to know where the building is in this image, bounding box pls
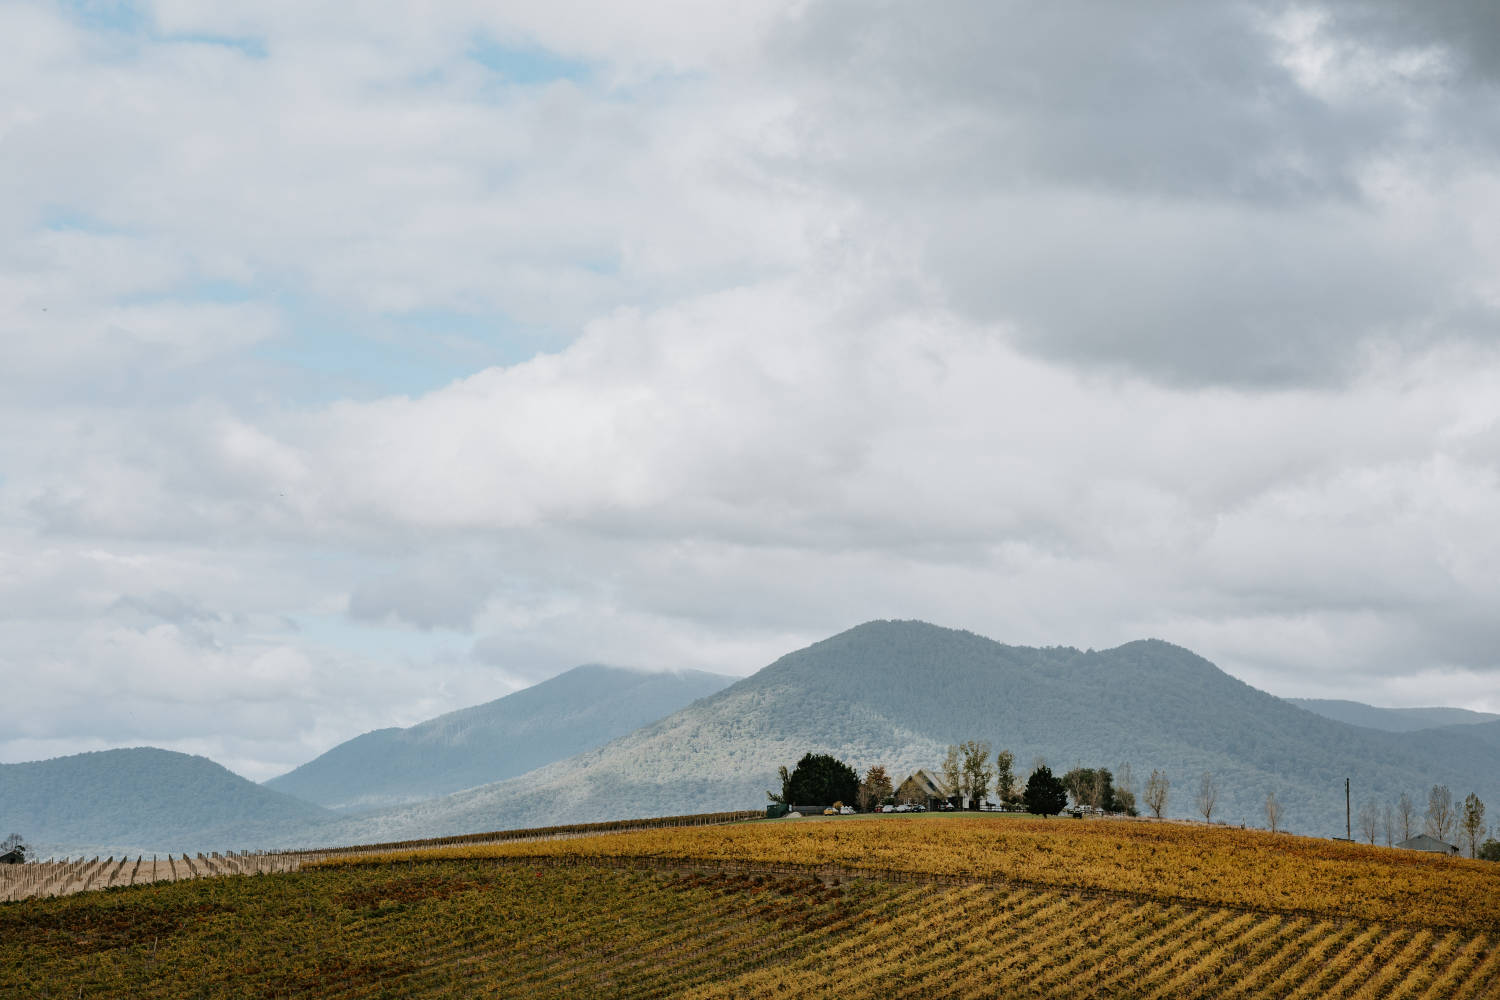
[895,769,950,809]
[1395,834,1459,856]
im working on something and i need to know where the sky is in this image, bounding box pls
[4,0,1500,782]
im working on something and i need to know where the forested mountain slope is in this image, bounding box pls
[265,664,733,811]
[1289,698,1499,733]
[321,620,1500,844]
[0,748,331,857]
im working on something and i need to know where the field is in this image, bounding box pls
[0,811,759,902]
[3,814,1498,998]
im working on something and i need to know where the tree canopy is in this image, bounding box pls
[1023,765,1068,816]
[782,753,860,808]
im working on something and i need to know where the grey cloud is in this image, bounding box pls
[775,0,1366,202]
[1325,0,1500,81]
[763,0,1500,386]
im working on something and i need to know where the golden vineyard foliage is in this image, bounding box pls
[329,814,1500,932]
[4,859,1497,999]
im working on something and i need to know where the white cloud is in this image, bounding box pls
[4,0,1500,777]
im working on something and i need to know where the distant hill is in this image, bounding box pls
[318,621,1500,845]
[1287,698,1500,733]
[265,665,734,811]
[0,748,331,857]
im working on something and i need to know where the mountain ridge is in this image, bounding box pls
[0,747,332,857]
[1288,698,1500,733]
[264,663,735,811]
[310,621,1500,845]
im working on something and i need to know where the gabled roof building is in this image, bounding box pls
[1395,834,1459,856]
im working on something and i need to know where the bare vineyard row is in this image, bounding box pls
[0,810,761,902]
[0,850,303,901]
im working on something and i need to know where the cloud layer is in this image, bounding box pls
[4,0,1499,779]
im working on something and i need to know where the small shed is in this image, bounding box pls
[0,849,24,865]
[1395,834,1459,856]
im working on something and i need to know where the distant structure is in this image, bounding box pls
[0,848,23,865]
[1395,834,1459,856]
[896,769,949,810]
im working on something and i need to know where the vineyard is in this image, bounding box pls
[3,814,1498,998]
[329,813,1500,932]
[0,810,758,902]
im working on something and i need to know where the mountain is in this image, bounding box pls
[1287,698,1500,733]
[318,621,1500,845]
[265,664,735,811]
[0,748,332,858]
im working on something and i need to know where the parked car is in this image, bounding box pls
[840,805,856,815]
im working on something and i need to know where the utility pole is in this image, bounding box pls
[1345,778,1351,841]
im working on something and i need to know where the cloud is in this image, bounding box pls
[759,0,1500,385]
[5,0,1500,779]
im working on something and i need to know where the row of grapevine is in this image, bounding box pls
[0,810,760,901]
[6,860,1495,998]
[339,812,1500,931]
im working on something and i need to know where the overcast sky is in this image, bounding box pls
[4,1,1499,781]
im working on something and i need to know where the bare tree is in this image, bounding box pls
[1426,785,1456,842]
[1396,792,1415,841]
[1358,799,1379,845]
[0,833,25,863]
[1195,772,1219,823]
[1144,770,1169,819]
[1265,792,1283,833]
[1460,793,1487,858]
[1381,802,1395,846]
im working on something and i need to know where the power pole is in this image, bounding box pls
[1345,778,1351,841]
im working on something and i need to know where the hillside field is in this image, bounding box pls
[3,813,1497,998]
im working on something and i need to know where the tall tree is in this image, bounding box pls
[995,749,1018,806]
[1358,799,1379,845]
[1023,765,1068,816]
[767,765,793,805]
[782,753,860,808]
[858,765,893,813]
[1062,767,1092,810]
[1265,791,1283,833]
[1396,792,1415,841]
[1195,772,1219,823]
[1115,763,1136,816]
[1062,767,1116,812]
[1426,785,1456,842]
[959,740,993,809]
[1144,770,1170,819]
[940,746,963,805]
[1381,802,1395,846]
[1460,793,1487,859]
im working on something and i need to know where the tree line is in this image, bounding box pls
[767,750,1499,861]
[1345,786,1495,860]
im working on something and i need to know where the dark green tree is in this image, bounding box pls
[1023,765,1068,816]
[782,753,860,808]
[1479,840,1500,863]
